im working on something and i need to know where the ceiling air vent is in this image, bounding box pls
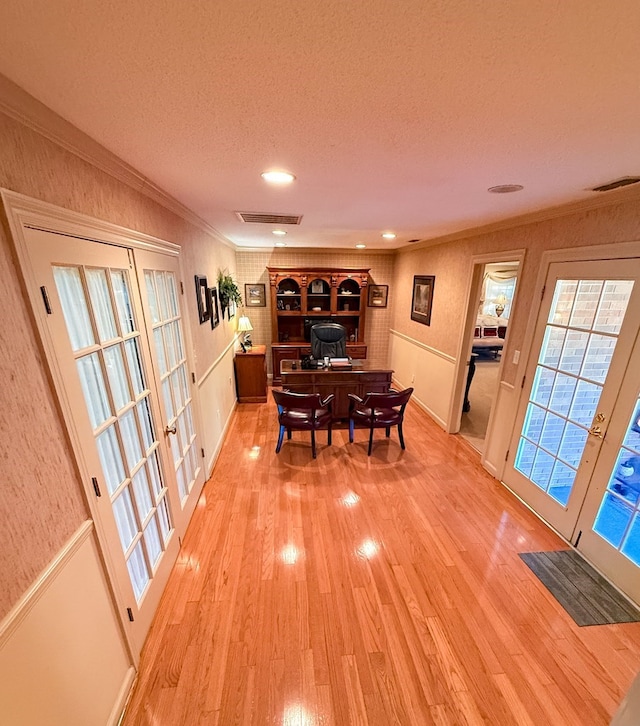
[236,212,302,225]
[591,177,640,192]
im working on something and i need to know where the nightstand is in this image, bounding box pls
[234,344,267,402]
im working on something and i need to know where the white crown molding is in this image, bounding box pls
[0,73,236,250]
[1,188,181,256]
[401,185,640,253]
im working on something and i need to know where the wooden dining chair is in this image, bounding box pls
[348,387,414,455]
[272,389,335,459]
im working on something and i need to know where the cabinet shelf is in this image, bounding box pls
[268,266,370,380]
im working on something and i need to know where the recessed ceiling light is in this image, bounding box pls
[488,184,524,194]
[261,170,295,185]
[381,232,396,239]
[275,241,286,247]
[272,229,287,236]
[355,243,366,249]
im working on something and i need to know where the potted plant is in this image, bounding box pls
[217,270,243,317]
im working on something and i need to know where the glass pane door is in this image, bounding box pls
[592,397,640,562]
[504,259,640,539]
[53,264,174,601]
[514,279,633,506]
[576,328,640,606]
[133,248,205,529]
[144,269,200,502]
[24,227,184,654]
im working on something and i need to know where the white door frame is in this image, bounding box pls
[1,188,206,660]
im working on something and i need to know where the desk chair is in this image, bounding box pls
[348,387,414,455]
[273,390,335,459]
[310,323,347,359]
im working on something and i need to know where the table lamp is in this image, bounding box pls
[494,295,507,317]
[237,315,253,348]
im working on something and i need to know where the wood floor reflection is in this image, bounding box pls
[122,395,640,725]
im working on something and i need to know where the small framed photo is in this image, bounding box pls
[227,300,236,320]
[368,284,388,308]
[245,283,266,307]
[310,280,324,294]
[208,287,220,329]
[195,275,209,324]
[411,275,435,326]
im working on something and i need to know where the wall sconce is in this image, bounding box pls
[494,294,508,317]
[237,315,253,347]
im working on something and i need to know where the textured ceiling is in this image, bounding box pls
[0,1,639,249]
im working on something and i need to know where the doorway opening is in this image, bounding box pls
[459,260,520,452]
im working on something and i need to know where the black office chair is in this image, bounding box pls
[310,323,347,359]
[273,389,335,459]
[348,387,414,455]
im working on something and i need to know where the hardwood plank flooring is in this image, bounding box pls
[122,396,640,725]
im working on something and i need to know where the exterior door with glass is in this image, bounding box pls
[24,227,195,653]
[574,335,640,606]
[504,259,640,540]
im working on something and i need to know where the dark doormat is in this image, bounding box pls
[519,550,640,626]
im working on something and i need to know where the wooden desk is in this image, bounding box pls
[280,360,393,419]
[234,345,267,402]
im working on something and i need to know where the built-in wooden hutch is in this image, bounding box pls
[268,266,369,383]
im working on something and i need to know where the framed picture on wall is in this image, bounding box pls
[208,287,220,329]
[195,275,210,324]
[367,284,388,307]
[411,275,435,326]
[245,283,266,307]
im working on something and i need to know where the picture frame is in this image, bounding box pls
[245,283,266,307]
[208,287,220,329]
[310,280,324,294]
[195,275,210,324]
[227,300,236,320]
[411,275,435,326]
[367,284,388,308]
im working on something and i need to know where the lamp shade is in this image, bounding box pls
[495,294,508,306]
[237,315,253,333]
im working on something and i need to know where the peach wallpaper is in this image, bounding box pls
[0,112,235,618]
[236,250,396,372]
[392,200,640,386]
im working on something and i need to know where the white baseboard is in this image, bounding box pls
[207,399,237,477]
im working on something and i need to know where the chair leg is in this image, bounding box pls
[287,429,292,440]
[398,423,406,450]
[276,424,285,453]
[327,423,332,446]
[311,429,316,459]
[368,427,374,456]
[349,418,354,443]
[385,426,391,438]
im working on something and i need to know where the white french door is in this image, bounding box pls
[504,259,640,540]
[502,256,640,605]
[134,248,204,527]
[575,333,640,605]
[23,227,202,653]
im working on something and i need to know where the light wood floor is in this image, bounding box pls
[122,395,640,725]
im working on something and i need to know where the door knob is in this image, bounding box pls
[165,424,177,435]
[588,425,603,439]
